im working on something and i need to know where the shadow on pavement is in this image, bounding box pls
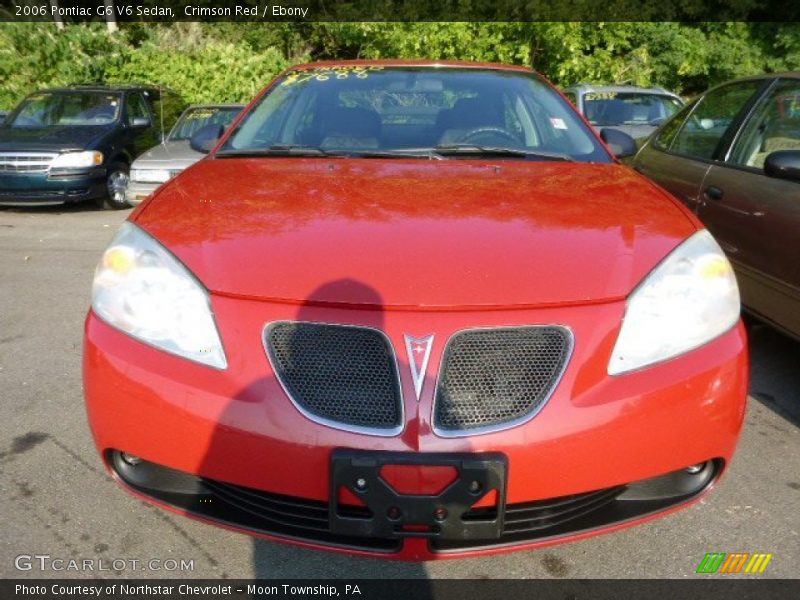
[745,316,800,428]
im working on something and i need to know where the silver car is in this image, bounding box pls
[125,103,244,205]
[564,84,684,142]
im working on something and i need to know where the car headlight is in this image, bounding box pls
[91,222,227,369]
[50,151,103,169]
[608,229,739,375]
[131,168,172,183]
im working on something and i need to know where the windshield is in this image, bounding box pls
[220,67,610,162]
[169,105,243,141]
[583,92,683,126]
[8,91,122,128]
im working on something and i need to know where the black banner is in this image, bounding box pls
[1,0,799,23]
[3,579,800,600]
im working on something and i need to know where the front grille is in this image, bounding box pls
[474,486,625,531]
[0,152,56,173]
[111,452,720,556]
[434,326,572,433]
[204,478,623,554]
[433,485,626,551]
[201,479,397,552]
[265,322,402,433]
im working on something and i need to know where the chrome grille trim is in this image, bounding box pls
[262,321,405,437]
[432,325,574,438]
[0,152,57,173]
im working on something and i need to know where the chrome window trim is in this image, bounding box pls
[261,320,405,438]
[431,324,575,439]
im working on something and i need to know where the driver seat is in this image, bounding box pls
[438,97,504,145]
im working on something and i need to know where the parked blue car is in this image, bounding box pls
[0,85,184,209]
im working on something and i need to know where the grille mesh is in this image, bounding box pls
[434,327,571,432]
[266,322,402,431]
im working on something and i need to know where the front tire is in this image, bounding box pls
[104,163,130,210]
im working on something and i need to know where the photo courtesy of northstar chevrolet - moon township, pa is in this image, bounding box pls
[82,60,748,560]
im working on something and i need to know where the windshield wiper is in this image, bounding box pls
[216,144,572,161]
[217,146,446,160]
[433,144,573,161]
[215,144,337,158]
[346,149,444,160]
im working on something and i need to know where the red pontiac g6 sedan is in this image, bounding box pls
[83,61,748,560]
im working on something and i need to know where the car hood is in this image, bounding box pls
[134,158,696,308]
[133,140,203,169]
[0,124,114,152]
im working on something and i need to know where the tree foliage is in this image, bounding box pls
[0,21,797,109]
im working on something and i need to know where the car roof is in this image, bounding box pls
[566,83,679,97]
[725,71,800,83]
[289,59,536,74]
[682,72,800,103]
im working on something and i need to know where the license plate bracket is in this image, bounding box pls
[330,449,507,540]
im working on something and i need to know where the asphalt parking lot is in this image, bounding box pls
[0,203,798,579]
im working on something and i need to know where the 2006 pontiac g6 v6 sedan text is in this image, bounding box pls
[83,61,748,560]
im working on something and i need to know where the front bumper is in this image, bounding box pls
[83,296,749,560]
[0,168,106,205]
[125,180,161,206]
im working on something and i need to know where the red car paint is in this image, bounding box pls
[84,61,749,560]
[136,159,694,307]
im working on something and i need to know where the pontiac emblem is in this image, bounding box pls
[404,334,434,401]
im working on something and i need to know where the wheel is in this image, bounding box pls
[104,162,131,210]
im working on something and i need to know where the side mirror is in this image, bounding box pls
[600,128,638,159]
[190,124,224,154]
[130,116,151,128]
[764,150,800,183]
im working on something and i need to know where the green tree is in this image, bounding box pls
[0,21,798,110]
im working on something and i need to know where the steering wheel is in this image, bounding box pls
[457,126,521,145]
